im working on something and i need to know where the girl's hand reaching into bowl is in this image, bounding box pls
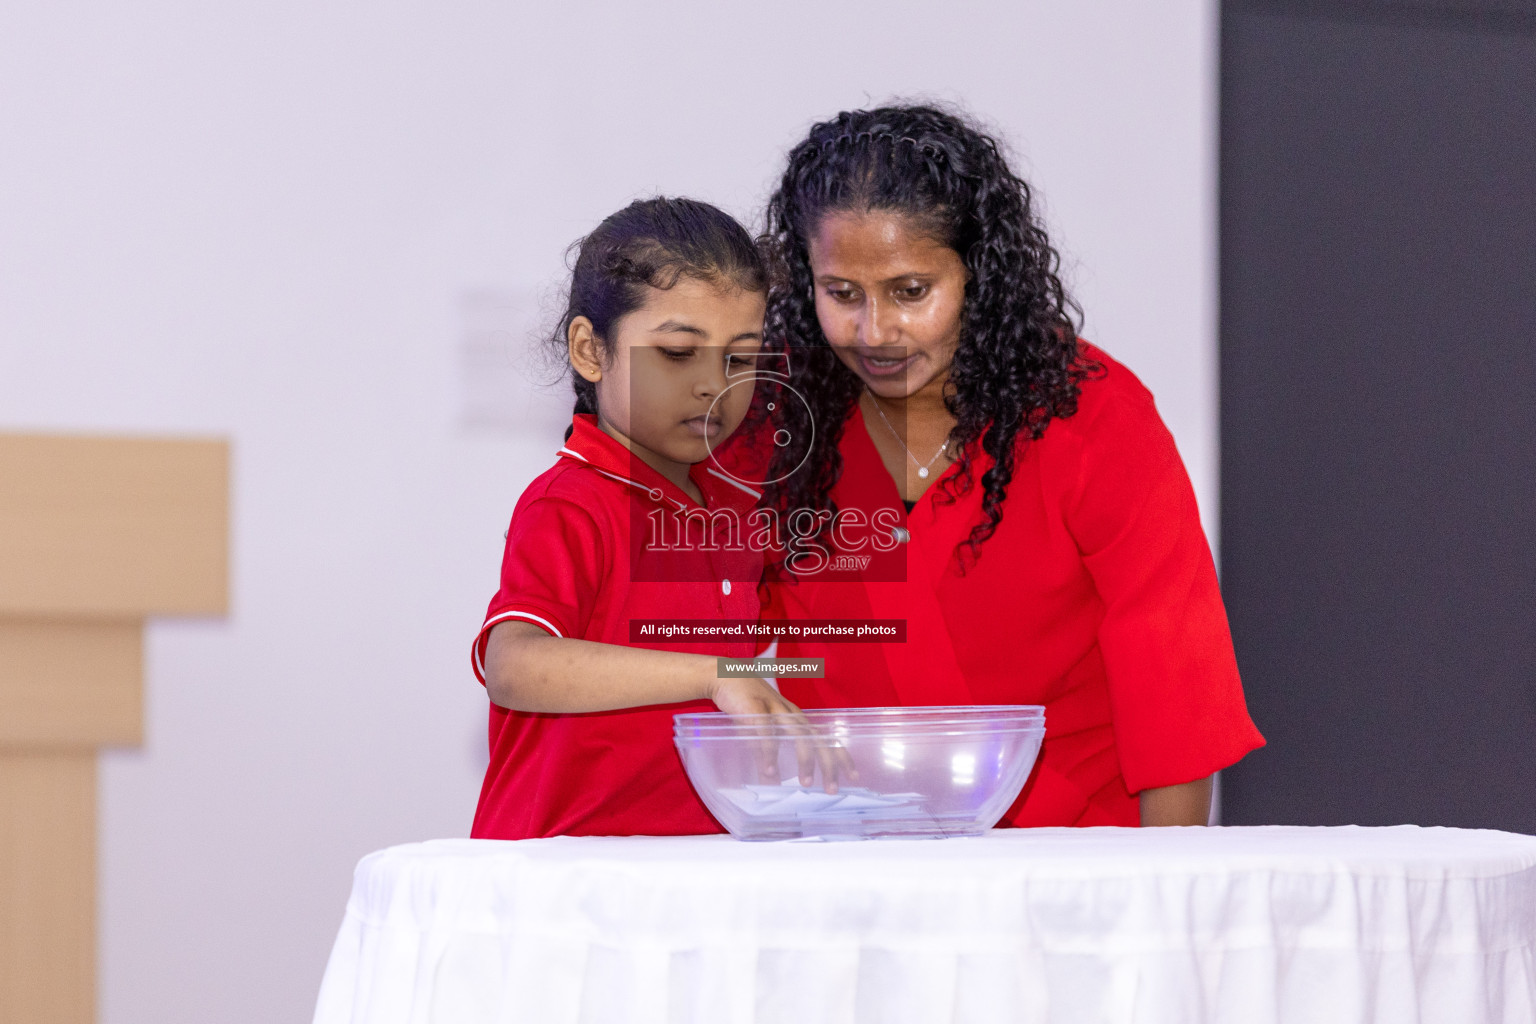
[705,676,857,793]
[706,675,801,717]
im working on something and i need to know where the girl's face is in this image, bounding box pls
[807,210,969,403]
[573,276,765,481]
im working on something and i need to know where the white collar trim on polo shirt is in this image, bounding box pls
[557,445,688,511]
[704,466,762,500]
[559,440,763,506]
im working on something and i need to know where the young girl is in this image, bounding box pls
[469,197,804,839]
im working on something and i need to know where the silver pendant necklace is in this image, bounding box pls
[865,387,950,479]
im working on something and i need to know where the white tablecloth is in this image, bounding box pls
[312,826,1536,1024]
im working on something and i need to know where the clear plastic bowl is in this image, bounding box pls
[674,706,1045,841]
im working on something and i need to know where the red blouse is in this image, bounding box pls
[770,346,1264,826]
[469,414,762,839]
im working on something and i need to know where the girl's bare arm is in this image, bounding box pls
[483,620,793,716]
[484,620,849,789]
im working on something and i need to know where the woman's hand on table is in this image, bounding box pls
[707,677,858,794]
[1139,775,1214,826]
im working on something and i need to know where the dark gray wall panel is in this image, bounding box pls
[1229,0,1536,34]
[1219,9,1536,829]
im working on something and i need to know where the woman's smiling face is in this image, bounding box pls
[807,209,969,401]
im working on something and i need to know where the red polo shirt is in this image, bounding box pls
[470,414,763,839]
[769,345,1265,826]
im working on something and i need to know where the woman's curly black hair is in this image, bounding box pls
[761,103,1098,566]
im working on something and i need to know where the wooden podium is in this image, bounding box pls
[0,434,228,1023]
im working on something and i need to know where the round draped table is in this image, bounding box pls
[312,826,1536,1024]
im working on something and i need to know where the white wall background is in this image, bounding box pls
[0,2,1217,1020]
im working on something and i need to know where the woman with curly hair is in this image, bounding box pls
[750,104,1264,827]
